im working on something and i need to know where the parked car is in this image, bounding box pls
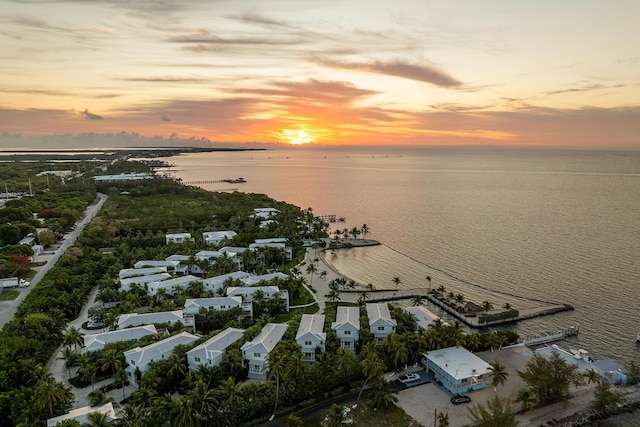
[397,373,420,383]
[434,377,443,386]
[451,395,471,405]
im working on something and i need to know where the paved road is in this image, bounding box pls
[0,193,107,329]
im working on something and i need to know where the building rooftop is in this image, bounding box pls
[241,323,288,353]
[124,331,199,365]
[188,327,245,357]
[332,306,360,330]
[425,346,492,380]
[296,314,326,340]
[366,303,396,325]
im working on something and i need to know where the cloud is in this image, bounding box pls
[81,109,104,120]
[235,79,378,105]
[317,57,463,88]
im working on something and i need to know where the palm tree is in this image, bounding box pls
[58,345,78,379]
[100,348,123,376]
[167,353,187,386]
[392,276,401,291]
[481,300,494,314]
[325,289,341,303]
[426,275,432,291]
[488,361,509,392]
[369,381,398,409]
[32,374,73,419]
[503,302,512,311]
[514,387,535,412]
[188,379,218,424]
[84,411,112,427]
[357,343,385,401]
[63,326,84,354]
[454,293,465,308]
[115,368,129,401]
[437,412,450,427]
[323,404,346,427]
[171,397,196,427]
[361,224,369,239]
[411,295,425,306]
[267,348,289,420]
[366,283,376,292]
[305,263,317,289]
[319,270,328,281]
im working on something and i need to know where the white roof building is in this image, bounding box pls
[227,286,289,311]
[146,275,202,296]
[332,306,361,352]
[239,272,289,286]
[82,325,157,354]
[94,173,153,181]
[183,296,244,316]
[202,271,253,294]
[124,331,199,386]
[120,273,172,292]
[117,310,184,329]
[47,402,117,426]
[366,303,397,343]
[403,306,441,330]
[165,233,195,245]
[187,327,245,370]
[165,254,191,275]
[253,207,279,219]
[296,314,326,362]
[202,230,237,246]
[241,323,288,380]
[119,267,167,280]
[133,259,180,272]
[423,346,491,394]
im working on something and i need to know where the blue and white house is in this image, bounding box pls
[423,346,491,394]
[331,306,360,352]
[295,314,326,362]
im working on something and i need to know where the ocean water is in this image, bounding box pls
[157,146,640,365]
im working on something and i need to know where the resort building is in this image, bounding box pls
[187,327,245,370]
[239,272,289,286]
[331,306,360,352]
[133,259,180,272]
[120,272,172,292]
[82,325,157,354]
[46,403,117,426]
[117,310,184,330]
[366,303,397,344]
[194,250,243,270]
[253,207,279,219]
[118,267,167,280]
[423,346,492,394]
[124,331,199,386]
[250,238,293,261]
[202,271,253,294]
[295,314,326,362]
[183,296,247,316]
[227,286,290,312]
[592,359,628,385]
[241,323,288,380]
[94,173,153,181]
[202,230,237,246]
[165,254,191,275]
[165,233,195,245]
[403,306,441,330]
[146,274,202,296]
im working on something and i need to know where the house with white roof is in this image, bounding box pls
[296,314,326,362]
[239,272,289,286]
[117,310,184,329]
[46,402,117,426]
[366,303,397,344]
[241,323,288,380]
[227,286,289,312]
[331,306,360,352]
[94,173,153,181]
[82,325,157,354]
[250,238,293,261]
[187,327,245,370]
[165,233,195,245]
[423,346,491,394]
[119,267,167,280]
[202,230,237,246]
[120,273,172,292]
[403,306,441,330]
[133,259,180,272]
[253,207,279,219]
[165,254,192,275]
[124,331,199,386]
[146,275,202,296]
[195,250,243,270]
[183,296,245,316]
[259,219,277,229]
[202,271,253,294]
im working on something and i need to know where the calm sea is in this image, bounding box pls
[158,146,640,366]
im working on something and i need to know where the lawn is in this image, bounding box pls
[0,290,19,301]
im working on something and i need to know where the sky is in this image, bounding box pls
[0,0,639,149]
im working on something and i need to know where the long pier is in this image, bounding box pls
[319,214,346,223]
[185,178,246,185]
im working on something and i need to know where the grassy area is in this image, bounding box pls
[303,401,422,426]
[0,290,19,301]
[273,304,320,322]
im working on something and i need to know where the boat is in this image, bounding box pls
[637,332,640,342]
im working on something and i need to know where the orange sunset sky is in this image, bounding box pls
[1,0,639,149]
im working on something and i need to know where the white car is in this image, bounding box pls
[18,279,30,288]
[397,373,420,383]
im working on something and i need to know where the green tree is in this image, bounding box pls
[285,413,304,427]
[517,351,583,406]
[592,379,624,414]
[322,404,346,427]
[368,381,398,409]
[467,395,519,427]
[82,411,112,427]
[167,353,187,386]
[357,343,385,401]
[63,326,84,354]
[514,387,535,412]
[625,360,640,385]
[59,346,79,379]
[411,295,424,306]
[392,276,401,291]
[436,412,449,427]
[488,360,509,391]
[32,374,74,420]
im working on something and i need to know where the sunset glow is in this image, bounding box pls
[0,1,639,149]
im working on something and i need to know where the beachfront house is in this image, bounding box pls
[82,325,158,354]
[117,310,184,330]
[241,323,288,380]
[186,327,245,370]
[124,331,199,386]
[295,314,326,362]
[366,303,397,344]
[423,346,491,394]
[202,230,237,246]
[46,403,117,426]
[253,207,279,219]
[331,306,360,352]
[165,233,195,245]
[591,359,628,385]
[403,306,441,330]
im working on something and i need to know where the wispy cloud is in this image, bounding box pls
[80,109,104,120]
[316,57,462,88]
